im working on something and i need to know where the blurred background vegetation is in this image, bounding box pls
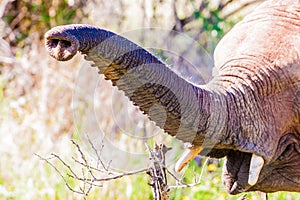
[1,0,300,199]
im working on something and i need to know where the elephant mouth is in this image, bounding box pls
[222,150,253,194]
[200,148,264,194]
[180,142,300,194]
[183,146,267,194]
[220,141,300,194]
[199,132,300,194]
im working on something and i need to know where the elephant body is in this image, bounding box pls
[45,0,300,194]
[213,0,300,193]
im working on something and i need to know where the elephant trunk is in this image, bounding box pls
[45,24,230,170]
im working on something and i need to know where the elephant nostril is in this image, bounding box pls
[48,39,72,49]
[59,40,72,48]
[49,39,59,48]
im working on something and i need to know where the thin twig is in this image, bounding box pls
[68,168,148,182]
[72,156,110,174]
[35,154,86,195]
[71,139,96,180]
[51,153,79,179]
[85,134,111,171]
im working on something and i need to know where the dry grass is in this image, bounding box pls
[0,16,173,199]
[0,29,78,199]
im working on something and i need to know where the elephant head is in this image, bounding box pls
[45,0,300,195]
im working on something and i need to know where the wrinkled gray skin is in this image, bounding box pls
[45,0,300,195]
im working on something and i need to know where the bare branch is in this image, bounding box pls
[223,0,261,19]
[172,0,206,31]
[218,0,234,10]
[72,156,109,174]
[71,140,97,181]
[172,0,183,32]
[85,134,112,171]
[68,168,148,182]
[37,139,149,198]
[167,158,209,189]
[51,153,80,179]
[38,137,212,200]
[35,153,87,195]
[146,143,171,200]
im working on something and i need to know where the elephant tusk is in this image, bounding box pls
[175,145,203,172]
[248,154,264,186]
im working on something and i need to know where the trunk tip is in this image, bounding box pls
[45,27,80,61]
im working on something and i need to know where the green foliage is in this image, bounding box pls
[130,175,153,200]
[2,0,88,48]
[174,0,248,52]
